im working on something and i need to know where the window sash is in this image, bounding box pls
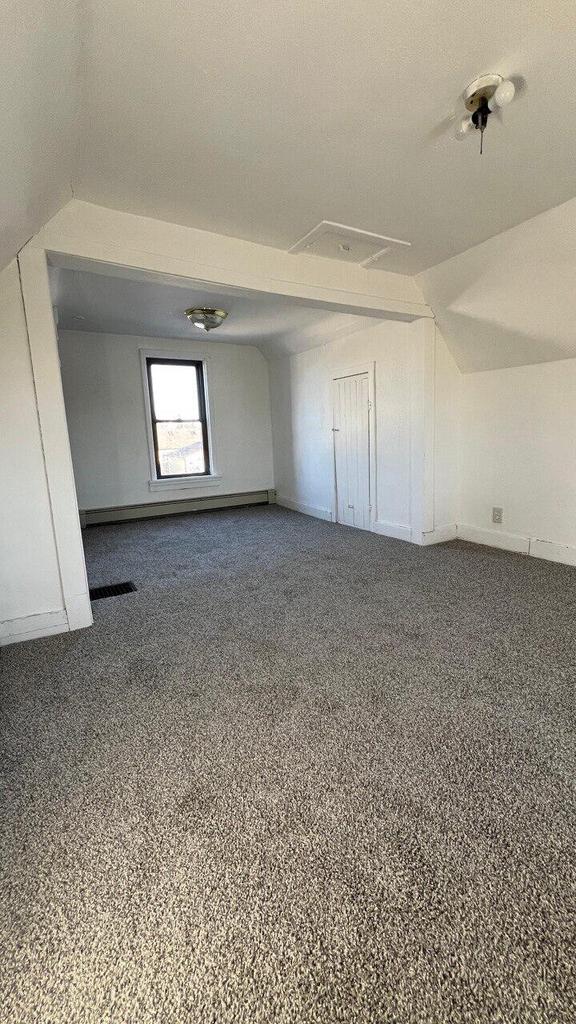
[146,358,211,479]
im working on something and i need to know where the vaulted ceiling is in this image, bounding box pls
[418,195,576,372]
[5,0,576,275]
[3,0,576,371]
[74,0,576,275]
[1,0,80,271]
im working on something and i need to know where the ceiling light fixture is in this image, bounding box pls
[455,74,516,154]
[185,307,228,331]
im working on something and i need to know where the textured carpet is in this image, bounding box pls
[1,505,575,1024]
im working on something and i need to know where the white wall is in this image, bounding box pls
[270,319,576,566]
[416,194,576,566]
[459,359,576,563]
[269,319,458,541]
[58,331,274,509]
[434,330,460,532]
[0,261,65,643]
[270,321,410,529]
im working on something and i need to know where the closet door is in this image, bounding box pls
[333,372,370,530]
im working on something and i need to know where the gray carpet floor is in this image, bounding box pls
[1,505,574,1023]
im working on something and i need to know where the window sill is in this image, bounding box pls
[148,475,222,492]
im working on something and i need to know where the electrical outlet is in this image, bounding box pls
[492,506,503,524]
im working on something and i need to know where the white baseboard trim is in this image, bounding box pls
[276,496,333,522]
[457,524,530,554]
[457,524,576,568]
[419,523,458,546]
[373,520,412,542]
[529,537,576,567]
[83,490,270,526]
[0,609,69,647]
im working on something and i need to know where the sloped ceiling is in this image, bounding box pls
[4,0,576,278]
[3,1,576,372]
[0,0,81,270]
[75,0,576,275]
[418,196,576,373]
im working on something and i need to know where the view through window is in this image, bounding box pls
[146,358,210,477]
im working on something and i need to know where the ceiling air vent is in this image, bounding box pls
[288,221,411,268]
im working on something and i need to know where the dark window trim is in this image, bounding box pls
[146,357,211,479]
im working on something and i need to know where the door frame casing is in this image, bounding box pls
[331,362,377,531]
[18,245,93,632]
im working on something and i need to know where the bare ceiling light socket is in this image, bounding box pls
[455,73,517,153]
[463,74,503,113]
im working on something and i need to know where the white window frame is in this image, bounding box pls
[139,348,221,490]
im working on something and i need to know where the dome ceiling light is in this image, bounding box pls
[185,307,228,331]
[455,74,516,154]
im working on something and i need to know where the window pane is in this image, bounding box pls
[156,421,206,476]
[150,362,200,420]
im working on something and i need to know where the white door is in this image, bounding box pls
[332,372,371,530]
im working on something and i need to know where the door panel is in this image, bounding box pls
[333,373,370,530]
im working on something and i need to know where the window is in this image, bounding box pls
[146,358,210,478]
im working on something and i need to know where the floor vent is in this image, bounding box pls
[89,581,137,601]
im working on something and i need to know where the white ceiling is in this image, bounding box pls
[418,195,576,373]
[76,0,576,274]
[49,264,375,357]
[1,0,80,271]
[3,0,576,277]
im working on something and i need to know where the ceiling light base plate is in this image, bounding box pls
[464,74,502,112]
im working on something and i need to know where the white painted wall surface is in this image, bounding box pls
[433,330,460,533]
[270,343,339,522]
[270,318,456,541]
[270,319,455,540]
[270,321,412,529]
[58,331,274,509]
[0,261,64,639]
[459,359,576,560]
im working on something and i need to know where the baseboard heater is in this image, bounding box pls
[80,490,274,527]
